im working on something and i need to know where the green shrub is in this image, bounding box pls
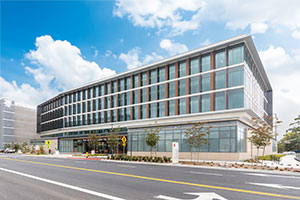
[258,154,284,161]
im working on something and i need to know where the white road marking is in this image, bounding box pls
[155,192,227,200]
[243,173,300,179]
[188,171,223,176]
[0,167,126,200]
[247,182,300,190]
[117,165,136,168]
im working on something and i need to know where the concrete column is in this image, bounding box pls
[210,51,215,112]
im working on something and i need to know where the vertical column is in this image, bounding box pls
[138,73,141,119]
[175,62,179,115]
[146,71,150,118]
[103,84,106,123]
[186,58,190,114]
[226,47,229,109]
[165,65,168,116]
[116,80,119,122]
[210,52,215,111]
[130,75,134,120]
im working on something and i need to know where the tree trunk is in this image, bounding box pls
[197,145,200,162]
[256,147,259,164]
[262,146,266,167]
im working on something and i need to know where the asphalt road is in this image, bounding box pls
[0,154,299,200]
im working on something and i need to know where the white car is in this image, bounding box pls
[4,148,15,153]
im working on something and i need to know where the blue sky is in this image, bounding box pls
[1,0,300,137]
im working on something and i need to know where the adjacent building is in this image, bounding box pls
[0,98,37,149]
[36,35,275,160]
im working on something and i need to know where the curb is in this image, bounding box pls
[66,157,101,161]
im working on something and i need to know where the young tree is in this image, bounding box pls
[145,126,160,157]
[184,126,197,161]
[39,143,45,154]
[22,142,29,153]
[13,143,21,152]
[4,143,11,149]
[248,115,281,165]
[194,122,212,162]
[87,133,100,153]
[107,127,121,154]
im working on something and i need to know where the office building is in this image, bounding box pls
[37,35,275,160]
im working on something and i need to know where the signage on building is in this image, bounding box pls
[172,142,179,164]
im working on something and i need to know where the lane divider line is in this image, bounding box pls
[0,167,126,200]
[1,157,300,200]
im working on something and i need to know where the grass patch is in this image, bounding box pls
[258,154,284,161]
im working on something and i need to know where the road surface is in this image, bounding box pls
[0,154,299,200]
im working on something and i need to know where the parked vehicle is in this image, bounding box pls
[4,148,15,153]
[0,149,4,153]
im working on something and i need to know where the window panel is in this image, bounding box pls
[215,50,226,68]
[158,102,165,117]
[150,86,157,101]
[190,96,199,113]
[179,98,186,115]
[168,82,176,98]
[150,103,157,118]
[168,100,175,116]
[158,67,165,82]
[178,79,186,96]
[168,64,175,79]
[190,57,199,74]
[190,76,199,94]
[150,69,157,84]
[201,73,210,92]
[201,55,210,72]
[228,66,244,87]
[158,84,165,100]
[215,92,226,111]
[228,89,244,109]
[178,61,186,77]
[141,72,147,86]
[229,45,244,65]
[215,70,226,89]
[201,94,210,112]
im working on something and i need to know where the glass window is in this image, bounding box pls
[105,111,110,123]
[179,98,186,115]
[110,110,116,122]
[168,82,176,98]
[93,100,97,111]
[133,90,139,104]
[99,85,104,96]
[125,92,131,105]
[87,101,91,112]
[201,73,211,92]
[118,94,124,106]
[220,139,230,152]
[150,103,157,118]
[119,79,125,92]
[190,96,199,113]
[215,92,226,111]
[77,91,81,101]
[228,66,244,87]
[201,54,210,72]
[105,83,111,94]
[133,106,139,120]
[98,98,104,110]
[105,97,110,109]
[168,64,175,79]
[150,69,157,84]
[125,77,131,90]
[158,67,165,82]
[158,102,165,117]
[141,105,147,119]
[201,94,210,112]
[190,57,199,74]
[158,84,165,100]
[178,61,186,77]
[141,72,147,86]
[88,88,92,99]
[168,100,175,116]
[179,79,186,96]
[133,75,139,88]
[93,87,98,97]
[112,81,117,93]
[124,107,131,121]
[209,138,219,152]
[141,88,147,103]
[215,50,226,68]
[229,89,244,109]
[77,103,81,114]
[229,45,244,65]
[190,76,199,94]
[118,109,124,121]
[215,70,226,90]
[111,95,117,108]
[150,86,157,101]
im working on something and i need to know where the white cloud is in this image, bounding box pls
[119,47,163,70]
[93,49,99,57]
[292,30,300,39]
[202,39,211,46]
[105,50,112,57]
[250,22,268,34]
[259,46,300,138]
[26,35,116,90]
[0,35,116,106]
[114,0,300,37]
[160,39,188,56]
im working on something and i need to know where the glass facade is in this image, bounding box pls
[128,124,246,153]
[215,70,226,90]
[201,55,210,72]
[168,64,175,79]
[201,74,210,92]
[190,96,199,113]
[215,92,226,111]
[215,50,226,69]
[190,57,199,74]
[178,61,186,77]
